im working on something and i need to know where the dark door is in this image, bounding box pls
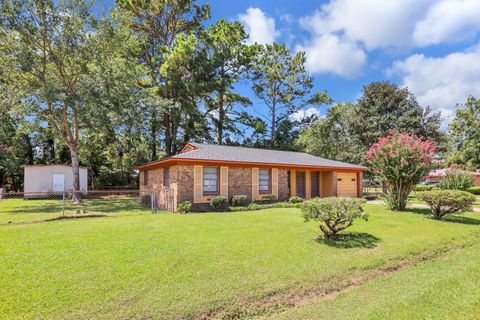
[296,171,306,198]
[311,172,319,197]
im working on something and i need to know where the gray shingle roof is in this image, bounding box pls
[171,143,367,170]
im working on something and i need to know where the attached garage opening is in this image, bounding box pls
[337,172,358,197]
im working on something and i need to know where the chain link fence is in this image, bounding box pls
[0,189,159,225]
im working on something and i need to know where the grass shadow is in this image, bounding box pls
[315,232,381,249]
[407,208,480,225]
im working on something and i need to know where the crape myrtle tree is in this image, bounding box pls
[250,43,331,149]
[367,131,437,211]
[0,0,141,202]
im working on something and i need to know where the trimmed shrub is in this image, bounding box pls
[418,190,476,220]
[231,195,249,207]
[247,203,259,210]
[288,196,303,204]
[467,186,480,195]
[261,194,278,203]
[302,197,367,239]
[210,196,229,212]
[414,184,436,192]
[177,201,192,213]
[438,172,474,191]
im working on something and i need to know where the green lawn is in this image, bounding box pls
[274,240,480,320]
[1,200,480,319]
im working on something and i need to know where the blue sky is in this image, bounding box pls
[203,0,480,128]
[101,0,480,129]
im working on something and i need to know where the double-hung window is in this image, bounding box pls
[203,167,219,194]
[259,169,271,193]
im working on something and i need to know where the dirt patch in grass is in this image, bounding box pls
[190,241,472,320]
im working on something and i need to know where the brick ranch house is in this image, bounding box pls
[137,143,367,211]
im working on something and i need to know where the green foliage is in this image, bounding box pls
[302,197,367,238]
[288,196,303,204]
[437,172,474,191]
[297,82,445,167]
[250,43,330,148]
[230,195,249,207]
[229,201,302,212]
[448,96,480,168]
[261,194,277,203]
[418,190,476,220]
[177,201,192,213]
[467,186,480,195]
[210,196,229,212]
[414,185,437,192]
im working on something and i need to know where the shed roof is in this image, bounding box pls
[138,143,367,171]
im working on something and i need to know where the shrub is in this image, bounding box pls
[414,184,436,192]
[288,196,303,204]
[302,197,367,239]
[247,203,259,210]
[418,190,476,220]
[437,172,474,191]
[261,194,278,203]
[467,186,480,195]
[231,195,249,207]
[367,131,436,211]
[177,201,192,213]
[210,196,229,211]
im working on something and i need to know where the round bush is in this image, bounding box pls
[231,195,249,207]
[210,196,229,212]
[288,196,303,204]
[177,201,192,213]
[467,186,480,195]
[418,190,476,220]
[302,197,367,238]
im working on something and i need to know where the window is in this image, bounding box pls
[259,169,271,193]
[143,171,148,186]
[203,167,219,194]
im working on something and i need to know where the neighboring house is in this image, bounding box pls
[425,168,480,186]
[24,165,88,196]
[137,143,367,211]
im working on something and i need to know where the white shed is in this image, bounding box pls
[24,165,88,194]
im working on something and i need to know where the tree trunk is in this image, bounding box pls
[217,91,224,145]
[271,100,276,146]
[70,143,82,204]
[164,112,172,156]
[150,110,157,161]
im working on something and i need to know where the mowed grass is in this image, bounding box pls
[0,197,150,224]
[274,240,480,320]
[1,201,480,319]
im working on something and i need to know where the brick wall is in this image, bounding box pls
[176,165,194,204]
[139,167,164,194]
[228,167,253,201]
[278,169,289,201]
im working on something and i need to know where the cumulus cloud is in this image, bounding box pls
[300,0,430,50]
[238,8,278,45]
[413,0,480,46]
[389,45,480,128]
[296,34,366,78]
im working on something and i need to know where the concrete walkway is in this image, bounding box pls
[366,200,480,213]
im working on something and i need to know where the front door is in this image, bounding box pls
[296,171,306,198]
[52,173,65,192]
[311,172,320,197]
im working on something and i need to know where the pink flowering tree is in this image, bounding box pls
[367,131,437,211]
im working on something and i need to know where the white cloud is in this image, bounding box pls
[238,8,278,45]
[390,45,480,128]
[296,34,366,78]
[289,107,322,122]
[413,0,480,46]
[300,0,431,50]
